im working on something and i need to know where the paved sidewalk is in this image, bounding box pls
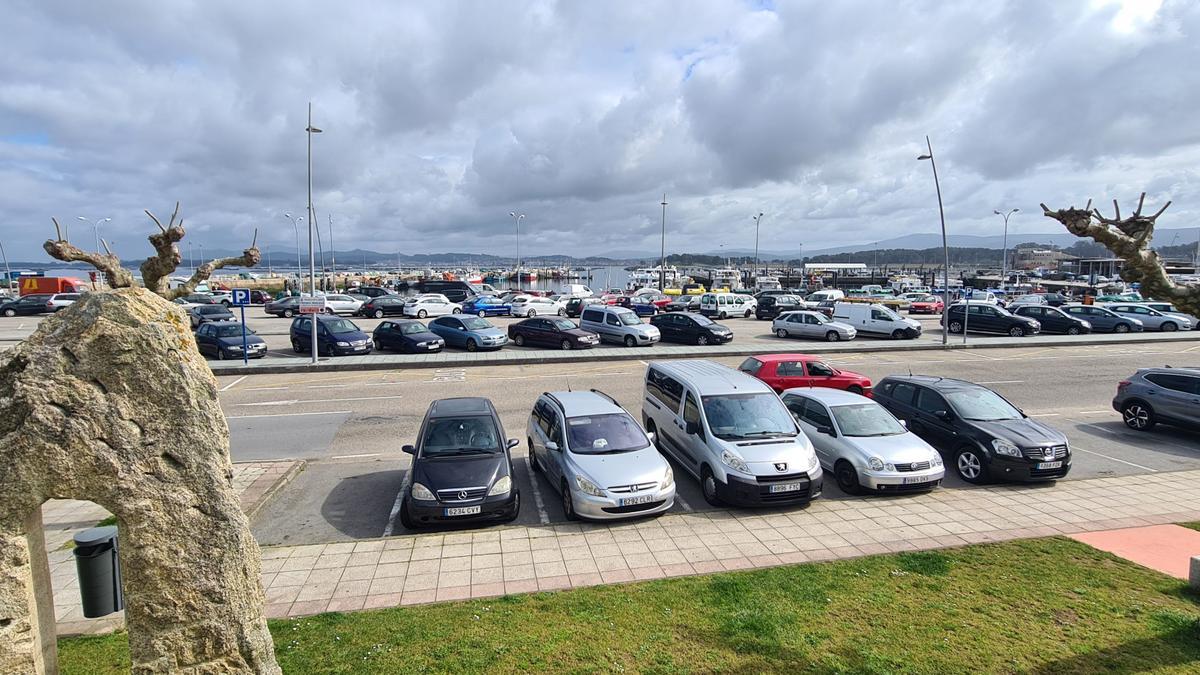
[1070,524,1200,579]
[46,460,304,636]
[208,331,1199,375]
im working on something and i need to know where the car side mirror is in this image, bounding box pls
[402,444,415,455]
[545,441,560,452]
[934,410,950,420]
[646,431,656,444]
[817,425,836,437]
[506,438,519,449]
[685,420,701,435]
[899,419,908,428]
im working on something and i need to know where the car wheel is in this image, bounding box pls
[948,320,963,334]
[216,348,227,361]
[776,328,789,338]
[2,308,15,317]
[466,339,478,352]
[1122,401,1156,430]
[1114,323,1130,333]
[398,499,417,530]
[561,339,572,350]
[700,465,723,507]
[478,310,487,318]
[558,308,566,316]
[283,309,294,318]
[1008,326,1025,337]
[744,309,752,318]
[718,311,728,320]
[417,309,428,319]
[1066,326,1081,335]
[955,447,989,484]
[1162,322,1178,332]
[513,334,525,346]
[291,340,303,353]
[696,334,709,346]
[562,481,578,521]
[847,385,863,395]
[374,340,384,351]
[892,329,905,340]
[324,307,334,315]
[505,492,520,523]
[221,300,231,307]
[826,331,839,342]
[373,309,384,318]
[623,335,636,347]
[834,460,863,495]
[528,441,540,472]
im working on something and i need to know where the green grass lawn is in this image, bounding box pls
[59,537,1200,674]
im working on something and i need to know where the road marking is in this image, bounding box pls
[524,454,551,525]
[1028,413,1059,418]
[1078,422,1199,453]
[332,452,381,460]
[1078,410,1109,414]
[974,380,1024,385]
[381,487,406,537]
[226,410,352,419]
[236,399,299,407]
[674,492,695,512]
[234,395,403,406]
[1183,344,1200,352]
[247,386,289,391]
[1073,447,1157,472]
[219,375,247,392]
[307,384,349,389]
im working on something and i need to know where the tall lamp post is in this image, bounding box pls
[0,240,12,295]
[328,213,336,291]
[994,208,1019,283]
[509,211,525,291]
[752,212,764,285]
[659,194,669,291]
[284,212,304,289]
[77,216,111,253]
[917,135,950,346]
[306,102,323,364]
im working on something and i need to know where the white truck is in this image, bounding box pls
[831,302,922,339]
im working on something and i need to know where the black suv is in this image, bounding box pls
[649,311,733,345]
[945,302,1040,337]
[755,294,804,320]
[873,375,1071,484]
[399,397,520,529]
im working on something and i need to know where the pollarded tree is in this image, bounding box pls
[1041,194,1199,317]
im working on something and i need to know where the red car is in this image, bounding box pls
[908,295,944,314]
[737,353,873,396]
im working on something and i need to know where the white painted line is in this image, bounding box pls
[219,375,247,392]
[1028,413,1060,418]
[1074,447,1157,472]
[247,386,289,391]
[525,454,551,525]
[235,395,403,407]
[381,487,406,537]
[332,452,381,460]
[674,492,695,512]
[308,384,348,389]
[226,410,352,420]
[975,380,1024,385]
[236,400,299,407]
[1077,410,1109,415]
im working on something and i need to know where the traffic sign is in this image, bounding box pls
[299,296,325,314]
[231,288,252,306]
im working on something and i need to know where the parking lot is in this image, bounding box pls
[216,341,1200,548]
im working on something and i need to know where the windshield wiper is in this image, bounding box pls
[740,431,796,439]
[432,448,496,456]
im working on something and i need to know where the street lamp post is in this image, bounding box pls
[77,216,111,254]
[659,194,669,291]
[994,208,1019,283]
[917,135,951,346]
[306,101,323,364]
[509,212,525,291]
[284,213,304,291]
[187,242,194,271]
[0,239,12,295]
[328,213,336,291]
[752,212,764,285]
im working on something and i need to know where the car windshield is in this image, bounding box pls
[461,317,491,330]
[566,414,649,455]
[214,325,251,338]
[877,307,902,321]
[810,313,830,324]
[200,306,228,314]
[421,416,501,456]
[618,312,642,326]
[551,319,576,330]
[918,295,938,302]
[831,404,906,437]
[401,322,429,335]
[323,319,359,334]
[692,314,715,326]
[946,389,1023,421]
[701,393,797,440]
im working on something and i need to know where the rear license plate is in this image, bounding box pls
[1037,461,1063,469]
[619,495,655,507]
[902,476,931,485]
[769,482,805,493]
[445,506,481,517]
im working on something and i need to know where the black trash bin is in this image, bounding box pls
[73,525,124,618]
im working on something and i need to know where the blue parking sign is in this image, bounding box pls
[231,288,251,306]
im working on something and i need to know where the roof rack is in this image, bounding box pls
[589,389,620,406]
[543,392,565,414]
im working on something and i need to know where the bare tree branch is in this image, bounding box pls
[139,204,186,295]
[43,218,136,288]
[162,228,261,300]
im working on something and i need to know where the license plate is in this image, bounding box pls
[427,344,439,349]
[769,482,805,493]
[353,345,367,351]
[902,476,932,485]
[1037,461,1063,469]
[619,494,655,507]
[444,506,481,517]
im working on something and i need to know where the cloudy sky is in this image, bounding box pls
[2,0,1198,262]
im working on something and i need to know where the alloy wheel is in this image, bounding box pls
[1067,326,1081,335]
[956,450,982,481]
[1115,323,1129,333]
[374,309,384,318]
[826,331,839,342]
[697,334,709,345]
[1122,403,1153,430]
[561,339,572,350]
[1009,327,1025,337]
[776,328,788,338]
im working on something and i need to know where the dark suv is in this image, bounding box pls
[399,397,520,529]
[0,294,52,317]
[755,294,804,320]
[289,314,372,356]
[1113,367,1200,432]
[945,302,1040,337]
[873,375,1071,484]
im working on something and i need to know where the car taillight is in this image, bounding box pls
[1117,380,1131,390]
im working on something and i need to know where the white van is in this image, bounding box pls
[558,284,593,298]
[699,292,757,319]
[640,360,822,507]
[804,289,844,305]
[831,302,922,339]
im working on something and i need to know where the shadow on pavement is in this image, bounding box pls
[321,469,406,539]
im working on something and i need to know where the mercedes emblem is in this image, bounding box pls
[458,490,468,500]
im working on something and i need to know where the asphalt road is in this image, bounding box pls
[212,341,1200,547]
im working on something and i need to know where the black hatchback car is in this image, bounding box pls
[649,311,733,345]
[755,294,804,320]
[945,302,1040,337]
[873,375,1071,484]
[663,295,701,312]
[289,314,372,356]
[264,296,301,318]
[508,317,600,349]
[372,319,443,352]
[358,296,407,318]
[194,320,267,360]
[0,293,52,317]
[1012,305,1091,335]
[399,397,520,529]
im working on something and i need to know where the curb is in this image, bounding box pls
[243,460,306,523]
[208,332,1200,375]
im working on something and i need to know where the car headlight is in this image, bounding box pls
[487,475,512,496]
[336,341,350,347]
[720,450,749,474]
[868,457,885,471]
[992,438,1022,457]
[574,474,605,497]
[808,454,820,472]
[931,453,944,467]
[411,482,435,500]
[660,465,674,490]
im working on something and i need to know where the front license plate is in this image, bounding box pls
[353,345,367,351]
[1037,461,1063,469]
[902,476,931,485]
[619,495,655,507]
[769,482,805,493]
[445,506,481,517]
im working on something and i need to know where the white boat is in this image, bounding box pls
[626,266,679,290]
[710,267,740,291]
[754,276,782,292]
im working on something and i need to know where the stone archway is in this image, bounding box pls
[0,288,279,674]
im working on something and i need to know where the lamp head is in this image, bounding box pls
[77,216,87,221]
[917,154,932,161]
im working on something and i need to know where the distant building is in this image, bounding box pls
[1013,247,1075,270]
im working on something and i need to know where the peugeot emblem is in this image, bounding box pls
[774,462,788,472]
[458,490,468,500]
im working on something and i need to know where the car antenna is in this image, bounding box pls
[567,379,572,392]
[908,366,913,377]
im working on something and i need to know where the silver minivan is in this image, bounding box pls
[640,360,822,507]
[528,390,675,520]
[580,305,661,346]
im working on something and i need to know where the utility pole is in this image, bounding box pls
[328,213,336,291]
[510,212,525,291]
[994,208,1019,283]
[918,135,951,346]
[659,194,668,291]
[306,101,323,363]
[752,212,764,285]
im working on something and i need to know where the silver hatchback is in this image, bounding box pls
[772,310,857,342]
[1103,303,1192,332]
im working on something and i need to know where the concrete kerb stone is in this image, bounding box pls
[1191,555,1200,590]
[208,331,1199,376]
